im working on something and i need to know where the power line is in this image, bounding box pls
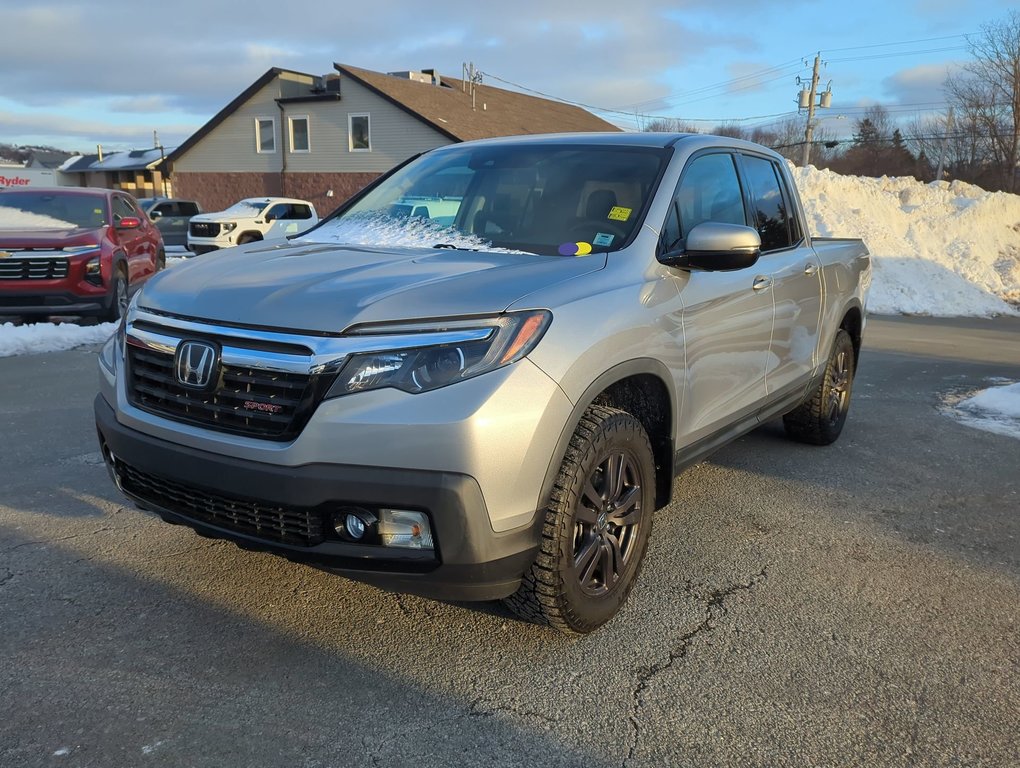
[613,59,806,111]
[821,33,967,54]
[827,45,967,63]
[478,70,801,124]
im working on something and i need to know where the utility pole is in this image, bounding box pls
[935,106,954,182]
[801,54,821,167]
[463,62,481,110]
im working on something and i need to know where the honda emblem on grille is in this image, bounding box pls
[174,340,218,389]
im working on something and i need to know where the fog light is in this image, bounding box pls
[345,513,366,540]
[332,507,375,542]
[378,509,434,550]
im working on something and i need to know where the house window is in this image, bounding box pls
[255,117,276,153]
[289,116,310,153]
[349,113,371,152]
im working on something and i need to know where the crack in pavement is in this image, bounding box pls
[466,697,560,726]
[0,568,12,587]
[1,526,132,555]
[623,567,768,767]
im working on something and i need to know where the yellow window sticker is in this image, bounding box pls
[608,206,632,222]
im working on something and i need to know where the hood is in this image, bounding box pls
[190,211,260,223]
[0,227,104,250]
[139,240,606,333]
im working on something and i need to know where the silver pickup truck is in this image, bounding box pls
[95,133,870,634]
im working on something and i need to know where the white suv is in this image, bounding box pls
[187,197,318,255]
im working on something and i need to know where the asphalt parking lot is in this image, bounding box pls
[1,314,1018,767]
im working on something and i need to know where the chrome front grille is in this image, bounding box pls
[189,221,220,238]
[0,258,70,280]
[124,317,339,441]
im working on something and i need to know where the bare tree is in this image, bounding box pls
[643,118,703,134]
[946,10,1020,191]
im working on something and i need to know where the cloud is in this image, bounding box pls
[0,110,199,149]
[882,62,961,104]
[0,0,763,149]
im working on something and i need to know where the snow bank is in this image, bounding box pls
[946,381,1020,440]
[795,166,1020,317]
[0,320,115,357]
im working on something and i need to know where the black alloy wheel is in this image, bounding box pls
[784,328,856,445]
[572,451,645,597]
[505,404,655,634]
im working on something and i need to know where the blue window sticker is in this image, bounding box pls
[592,232,615,247]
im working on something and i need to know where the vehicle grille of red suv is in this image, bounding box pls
[0,258,70,280]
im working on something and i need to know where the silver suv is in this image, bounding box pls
[96,133,869,633]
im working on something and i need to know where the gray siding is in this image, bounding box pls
[281,78,453,173]
[175,73,452,176]
[174,73,316,173]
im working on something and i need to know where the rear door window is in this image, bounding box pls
[739,155,798,252]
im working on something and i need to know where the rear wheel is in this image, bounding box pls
[504,405,655,634]
[783,328,855,445]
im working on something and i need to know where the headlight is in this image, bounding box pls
[222,222,237,233]
[98,333,118,375]
[84,255,102,285]
[326,310,551,397]
[100,292,137,374]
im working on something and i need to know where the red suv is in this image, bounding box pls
[0,187,165,323]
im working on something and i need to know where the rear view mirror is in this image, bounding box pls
[661,222,761,271]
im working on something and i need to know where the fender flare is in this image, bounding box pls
[536,358,678,516]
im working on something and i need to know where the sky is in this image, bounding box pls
[0,0,1014,154]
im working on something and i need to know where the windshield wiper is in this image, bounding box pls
[432,243,480,251]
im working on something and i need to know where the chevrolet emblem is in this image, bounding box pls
[0,251,11,259]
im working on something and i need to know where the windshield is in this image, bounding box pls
[301,144,669,256]
[223,199,269,216]
[0,191,108,229]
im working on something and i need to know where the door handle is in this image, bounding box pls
[752,275,772,292]
[804,263,818,276]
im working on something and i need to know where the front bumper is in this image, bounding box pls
[0,289,108,316]
[95,396,543,601]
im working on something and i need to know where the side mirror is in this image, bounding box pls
[660,222,761,271]
[149,210,163,220]
[116,216,142,230]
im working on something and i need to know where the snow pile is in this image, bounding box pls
[0,207,76,229]
[794,166,1020,317]
[0,321,115,357]
[947,381,1020,440]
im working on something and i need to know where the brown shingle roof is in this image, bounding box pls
[334,64,622,141]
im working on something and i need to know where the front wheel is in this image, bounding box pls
[783,328,855,445]
[101,268,128,323]
[504,405,655,634]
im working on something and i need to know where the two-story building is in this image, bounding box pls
[168,63,621,214]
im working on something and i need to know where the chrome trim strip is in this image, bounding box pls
[127,307,494,375]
